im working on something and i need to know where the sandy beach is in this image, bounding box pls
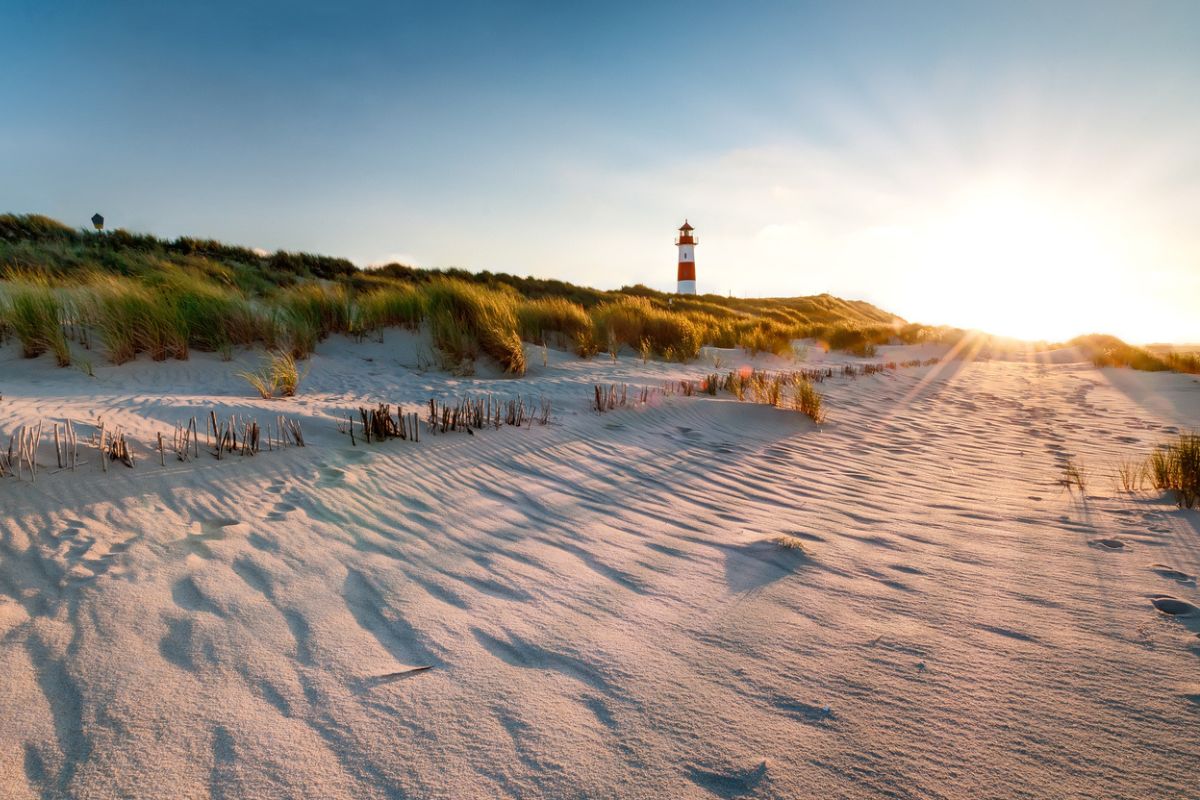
[2,336,1197,799]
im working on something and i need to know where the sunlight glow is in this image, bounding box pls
[913,180,1142,342]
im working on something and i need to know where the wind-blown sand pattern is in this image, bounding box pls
[1,336,1198,798]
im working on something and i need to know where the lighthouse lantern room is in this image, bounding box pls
[675,220,697,295]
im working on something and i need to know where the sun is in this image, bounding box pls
[908,180,1146,342]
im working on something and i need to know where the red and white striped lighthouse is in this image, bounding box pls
[676,220,697,295]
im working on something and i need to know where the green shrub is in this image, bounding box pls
[823,325,891,356]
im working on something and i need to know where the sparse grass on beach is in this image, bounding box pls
[1146,434,1200,508]
[239,351,303,398]
[772,534,809,552]
[794,379,825,423]
[1115,458,1145,493]
[1060,457,1088,493]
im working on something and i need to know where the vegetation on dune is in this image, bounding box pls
[1110,434,1200,509]
[354,285,425,337]
[239,350,304,398]
[4,213,1193,379]
[1147,434,1200,509]
[793,378,825,423]
[1071,333,1200,375]
[516,296,591,345]
[423,279,526,375]
[0,212,958,372]
[590,296,703,361]
[3,278,72,365]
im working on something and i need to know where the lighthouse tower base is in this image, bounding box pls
[676,279,696,295]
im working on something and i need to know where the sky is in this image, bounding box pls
[3,1,1199,342]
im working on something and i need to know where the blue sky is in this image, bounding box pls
[4,1,1199,341]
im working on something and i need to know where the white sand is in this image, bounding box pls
[1,334,1198,799]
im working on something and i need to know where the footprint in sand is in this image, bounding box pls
[266,502,297,521]
[1149,565,1197,584]
[685,760,770,799]
[199,518,240,536]
[317,466,346,487]
[176,518,242,559]
[1089,539,1126,551]
[1150,596,1199,617]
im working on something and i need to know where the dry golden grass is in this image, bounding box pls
[239,351,304,399]
[772,535,809,552]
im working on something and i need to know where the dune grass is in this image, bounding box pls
[1060,457,1088,493]
[424,279,526,375]
[1146,434,1200,508]
[1114,458,1145,493]
[91,278,190,363]
[589,296,703,360]
[516,296,591,345]
[793,378,825,423]
[239,350,304,398]
[1163,352,1200,374]
[1072,334,1169,372]
[772,534,809,552]
[355,285,425,336]
[3,279,71,365]
[0,212,966,371]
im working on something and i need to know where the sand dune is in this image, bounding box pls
[1,336,1198,798]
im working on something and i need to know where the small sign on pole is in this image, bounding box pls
[91,213,104,231]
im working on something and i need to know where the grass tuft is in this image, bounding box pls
[772,535,809,552]
[424,279,526,374]
[239,350,303,398]
[1060,457,1088,492]
[1146,433,1200,508]
[4,279,71,365]
[794,379,825,423]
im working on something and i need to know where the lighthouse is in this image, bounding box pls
[676,220,697,295]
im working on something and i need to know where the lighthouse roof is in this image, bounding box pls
[678,220,694,231]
